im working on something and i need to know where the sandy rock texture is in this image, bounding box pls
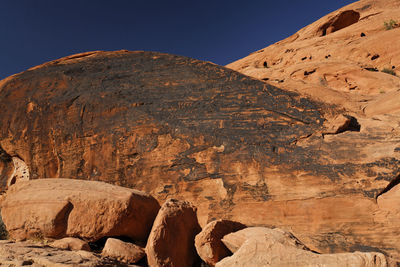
[51,237,91,251]
[146,199,201,267]
[102,238,145,264]
[1,179,160,242]
[0,46,399,258]
[217,227,389,267]
[227,0,400,116]
[225,0,400,259]
[0,240,120,267]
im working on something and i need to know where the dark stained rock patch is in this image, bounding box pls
[1,50,400,258]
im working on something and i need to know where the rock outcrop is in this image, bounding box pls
[1,179,160,242]
[227,0,400,114]
[0,26,400,258]
[217,227,389,267]
[0,240,118,267]
[195,219,246,266]
[146,199,201,267]
[224,0,400,260]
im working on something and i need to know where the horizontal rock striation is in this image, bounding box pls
[0,49,399,258]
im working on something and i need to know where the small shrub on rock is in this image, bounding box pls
[381,68,396,76]
[319,77,328,86]
[384,19,398,30]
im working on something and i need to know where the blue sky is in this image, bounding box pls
[0,0,356,79]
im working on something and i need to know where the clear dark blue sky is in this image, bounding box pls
[0,0,356,79]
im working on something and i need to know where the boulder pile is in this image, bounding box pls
[0,178,394,266]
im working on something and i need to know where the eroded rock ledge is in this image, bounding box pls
[0,179,397,266]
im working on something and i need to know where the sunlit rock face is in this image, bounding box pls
[0,49,400,259]
[227,0,400,115]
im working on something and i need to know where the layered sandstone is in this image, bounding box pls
[227,0,400,116]
[217,227,389,267]
[0,47,399,260]
[225,0,400,259]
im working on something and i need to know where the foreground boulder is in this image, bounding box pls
[51,237,91,251]
[1,179,160,241]
[146,199,201,267]
[195,219,246,266]
[102,238,145,264]
[217,227,389,267]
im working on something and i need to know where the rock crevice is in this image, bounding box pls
[376,173,400,200]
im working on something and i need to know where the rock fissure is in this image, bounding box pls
[0,145,11,163]
[304,69,316,76]
[376,173,400,200]
[66,95,81,108]
[263,108,312,125]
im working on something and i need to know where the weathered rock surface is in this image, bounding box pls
[102,238,145,264]
[0,240,122,267]
[146,199,201,267]
[1,179,160,242]
[51,237,91,251]
[0,46,400,258]
[222,0,400,260]
[217,227,389,267]
[227,0,400,115]
[195,219,246,266]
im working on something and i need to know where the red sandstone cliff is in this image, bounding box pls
[0,0,400,261]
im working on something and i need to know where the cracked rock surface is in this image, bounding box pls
[0,240,131,267]
[0,46,399,259]
[1,179,160,242]
[226,0,400,259]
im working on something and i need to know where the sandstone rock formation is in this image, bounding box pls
[51,237,91,252]
[0,51,334,239]
[221,227,312,254]
[195,219,246,266]
[0,22,400,259]
[1,179,160,242]
[227,0,400,115]
[7,157,29,187]
[146,199,201,267]
[0,240,119,267]
[217,227,389,267]
[102,238,145,264]
[224,0,400,260]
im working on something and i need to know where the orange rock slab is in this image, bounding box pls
[0,50,399,259]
